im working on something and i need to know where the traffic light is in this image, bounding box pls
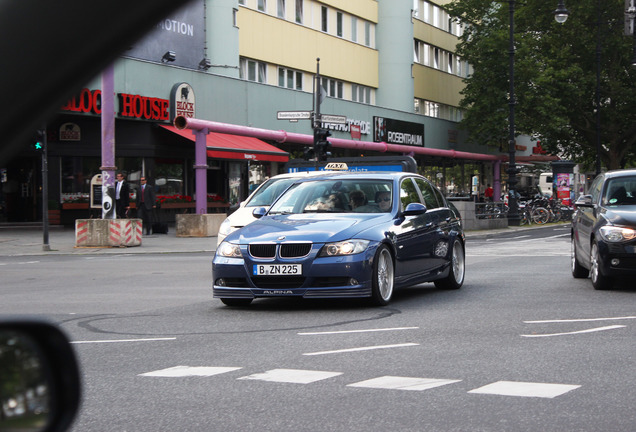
[313,128,332,162]
[303,146,316,160]
[31,129,45,152]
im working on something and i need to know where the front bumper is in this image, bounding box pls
[596,240,636,277]
[212,243,378,299]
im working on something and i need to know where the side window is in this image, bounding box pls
[400,178,421,210]
[414,178,439,209]
[590,175,604,204]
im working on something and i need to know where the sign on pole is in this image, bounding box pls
[318,114,347,124]
[277,111,312,121]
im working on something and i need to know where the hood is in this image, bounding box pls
[229,213,391,244]
[602,205,636,227]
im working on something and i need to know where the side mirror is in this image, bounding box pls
[252,207,267,219]
[403,202,427,216]
[0,319,81,432]
[574,195,594,208]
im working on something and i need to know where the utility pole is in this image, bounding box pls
[38,127,50,251]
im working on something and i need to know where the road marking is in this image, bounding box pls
[238,369,342,384]
[140,366,241,377]
[72,337,176,344]
[524,316,636,324]
[303,343,419,356]
[298,327,419,336]
[348,376,461,391]
[521,325,626,338]
[469,381,580,398]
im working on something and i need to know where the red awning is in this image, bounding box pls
[159,124,289,162]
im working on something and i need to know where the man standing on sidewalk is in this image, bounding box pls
[136,177,156,235]
[115,172,130,218]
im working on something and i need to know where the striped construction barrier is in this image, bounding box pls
[75,219,142,248]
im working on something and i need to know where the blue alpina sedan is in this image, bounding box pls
[213,171,465,306]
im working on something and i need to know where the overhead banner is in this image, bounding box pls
[373,116,425,146]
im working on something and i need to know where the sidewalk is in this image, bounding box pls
[0,226,217,257]
[0,223,568,257]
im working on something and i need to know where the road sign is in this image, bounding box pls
[318,114,347,124]
[277,111,312,120]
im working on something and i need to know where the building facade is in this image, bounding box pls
[1,0,543,224]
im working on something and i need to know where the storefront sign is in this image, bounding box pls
[373,116,424,146]
[118,93,169,121]
[321,118,370,135]
[170,83,195,120]
[59,123,81,141]
[61,89,169,121]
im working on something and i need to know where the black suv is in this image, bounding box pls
[571,169,636,290]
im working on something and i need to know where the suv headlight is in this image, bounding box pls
[216,242,242,258]
[599,226,636,242]
[319,240,370,257]
[218,218,236,237]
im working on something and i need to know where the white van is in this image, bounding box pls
[539,172,553,197]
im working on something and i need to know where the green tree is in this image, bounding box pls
[447,0,636,170]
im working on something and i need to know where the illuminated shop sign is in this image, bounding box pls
[373,116,425,146]
[61,88,169,121]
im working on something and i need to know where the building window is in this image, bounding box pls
[258,0,266,12]
[337,11,343,37]
[352,84,372,104]
[278,67,303,90]
[295,0,303,24]
[351,16,357,42]
[277,0,285,18]
[240,58,266,83]
[364,22,371,46]
[321,6,328,32]
[238,0,245,4]
[321,77,343,99]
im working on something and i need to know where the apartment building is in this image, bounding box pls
[4,0,530,224]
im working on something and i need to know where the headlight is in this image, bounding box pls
[319,240,370,257]
[599,226,636,242]
[216,242,242,258]
[218,218,236,237]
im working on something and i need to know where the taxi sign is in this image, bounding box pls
[324,162,348,171]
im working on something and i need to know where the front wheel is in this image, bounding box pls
[434,239,465,290]
[370,245,394,306]
[571,236,588,278]
[531,207,549,224]
[590,242,612,290]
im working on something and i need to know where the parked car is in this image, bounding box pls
[217,171,332,244]
[571,169,636,290]
[213,170,465,306]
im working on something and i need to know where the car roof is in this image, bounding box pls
[604,169,636,179]
[283,171,417,181]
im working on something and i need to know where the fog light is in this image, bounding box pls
[217,279,226,286]
[611,258,620,266]
[349,278,359,285]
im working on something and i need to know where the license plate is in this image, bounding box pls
[253,264,302,276]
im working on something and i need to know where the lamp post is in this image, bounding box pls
[506,0,520,226]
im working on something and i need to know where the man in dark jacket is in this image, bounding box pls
[115,172,130,218]
[136,176,156,235]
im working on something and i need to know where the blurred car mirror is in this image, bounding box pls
[0,319,81,432]
[252,207,268,219]
[574,195,594,208]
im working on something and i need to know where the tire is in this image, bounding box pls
[434,239,465,290]
[370,245,394,306]
[531,207,549,224]
[571,236,588,278]
[590,242,612,290]
[220,298,253,307]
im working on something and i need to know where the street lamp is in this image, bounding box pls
[553,0,570,23]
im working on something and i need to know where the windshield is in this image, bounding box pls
[246,178,298,207]
[269,179,393,214]
[603,176,636,206]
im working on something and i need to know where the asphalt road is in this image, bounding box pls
[1,225,635,431]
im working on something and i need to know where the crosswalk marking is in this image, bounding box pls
[348,376,461,391]
[468,381,581,398]
[238,368,343,384]
[139,366,242,377]
[138,366,581,399]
